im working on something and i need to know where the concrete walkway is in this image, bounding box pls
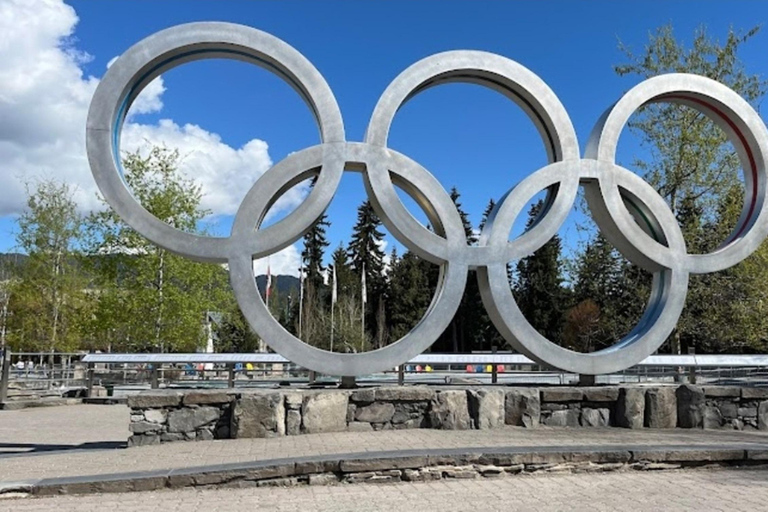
[3,469,768,511]
[2,404,768,485]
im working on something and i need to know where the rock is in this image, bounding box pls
[285,409,301,436]
[541,388,583,402]
[676,384,704,428]
[197,429,214,441]
[615,388,644,429]
[355,402,395,423]
[505,389,540,427]
[168,407,220,433]
[759,401,768,430]
[127,434,160,447]
[302,392,348,434]
[719,402,738,419]
[644,388,677,428]
[738,407,758,418]
[582,387,619,402]
[130,421,164,434]
[347,404,357,423]
[375,387,434,402]
[543,409,579,427]
[308,473,338,486]
[468,389,504,429]
[215,425,230,439]
[160,433,185,442]
[231,393,285,438]
[742,388,768,400]
[704,406,723,429]
[127,391,182,408]
[144,409,167,424]
[703,386,740,398]
[348,421,374,432]
[580,408,610,427]
[350,388,376,403]
[541,403,568,411]
[284,393,303,410]
[429,390,470,430]
[182,390,231,405]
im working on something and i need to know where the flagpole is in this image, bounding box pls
[298,266,304,338]
[331,265,336,353]
[361,263,366,350]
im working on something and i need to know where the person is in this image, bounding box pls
[15,360,24,372]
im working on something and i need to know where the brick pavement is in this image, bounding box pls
[2,405,768,484]
[1,468,767,511]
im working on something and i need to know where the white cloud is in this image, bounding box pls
[0,0,307,233]
[253,245,302,277]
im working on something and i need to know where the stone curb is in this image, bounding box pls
[3,443,768,498]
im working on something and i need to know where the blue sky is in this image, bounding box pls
[3,1,768,275]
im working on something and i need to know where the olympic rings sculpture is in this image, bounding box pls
[86,22,768,376]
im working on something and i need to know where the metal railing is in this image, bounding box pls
[4,350,768,402]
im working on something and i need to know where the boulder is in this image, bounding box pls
[129,421,164,434]
[350,388,376,403]
[580,408,610,427]
[702,386,740,398]
[703,406,723,429]
[676,384,704,428]
[302,392,348,434]
[144,408,167,425]
[127,390,182,409]
[375,387,435,402]
[644,388,677,428]
[540,387,583,402]
[182,390,232,405]
[758,401,768,431]
[505,388,540,427]
[742,388,768,400]
[285,409,301,436]
[468,389,504,429]
[719,402,738,419]
[429,390,470,430]
[355,402,395,423]
[168,407,220,434]
[583,387,620,402]
[615,388,644,429]
[543,409,579,427]
[231,393,285,438]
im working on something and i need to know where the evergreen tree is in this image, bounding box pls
[301,213,330,293]
[388,251,433,341]
[347,201,387,344]
[514,200,567,343]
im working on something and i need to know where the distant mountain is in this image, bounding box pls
[254,274,300,297]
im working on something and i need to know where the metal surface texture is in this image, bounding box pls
[86,22,768,376]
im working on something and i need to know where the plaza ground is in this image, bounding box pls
[2,405,768,510]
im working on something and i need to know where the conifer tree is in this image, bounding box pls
[347,201,387,342]
[514,200,567,343]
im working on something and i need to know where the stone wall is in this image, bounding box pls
[127,384,768,446]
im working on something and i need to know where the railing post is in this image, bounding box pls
[308,370,316,385]
[398,365,405,386]
[0,348,10,404]
[150,365,159,389]
[688,347,697,384]
[86,362,95,398]
[491,346,498,384]
[227,363,235,388]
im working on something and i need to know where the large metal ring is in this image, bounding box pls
[86,22,345,263]
[87,23,768,376]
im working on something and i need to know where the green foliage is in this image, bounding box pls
[614,23,768,354]
[85,146,233,353]
[8,180,89,352]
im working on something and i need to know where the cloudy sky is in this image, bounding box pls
[2,0,768,276]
